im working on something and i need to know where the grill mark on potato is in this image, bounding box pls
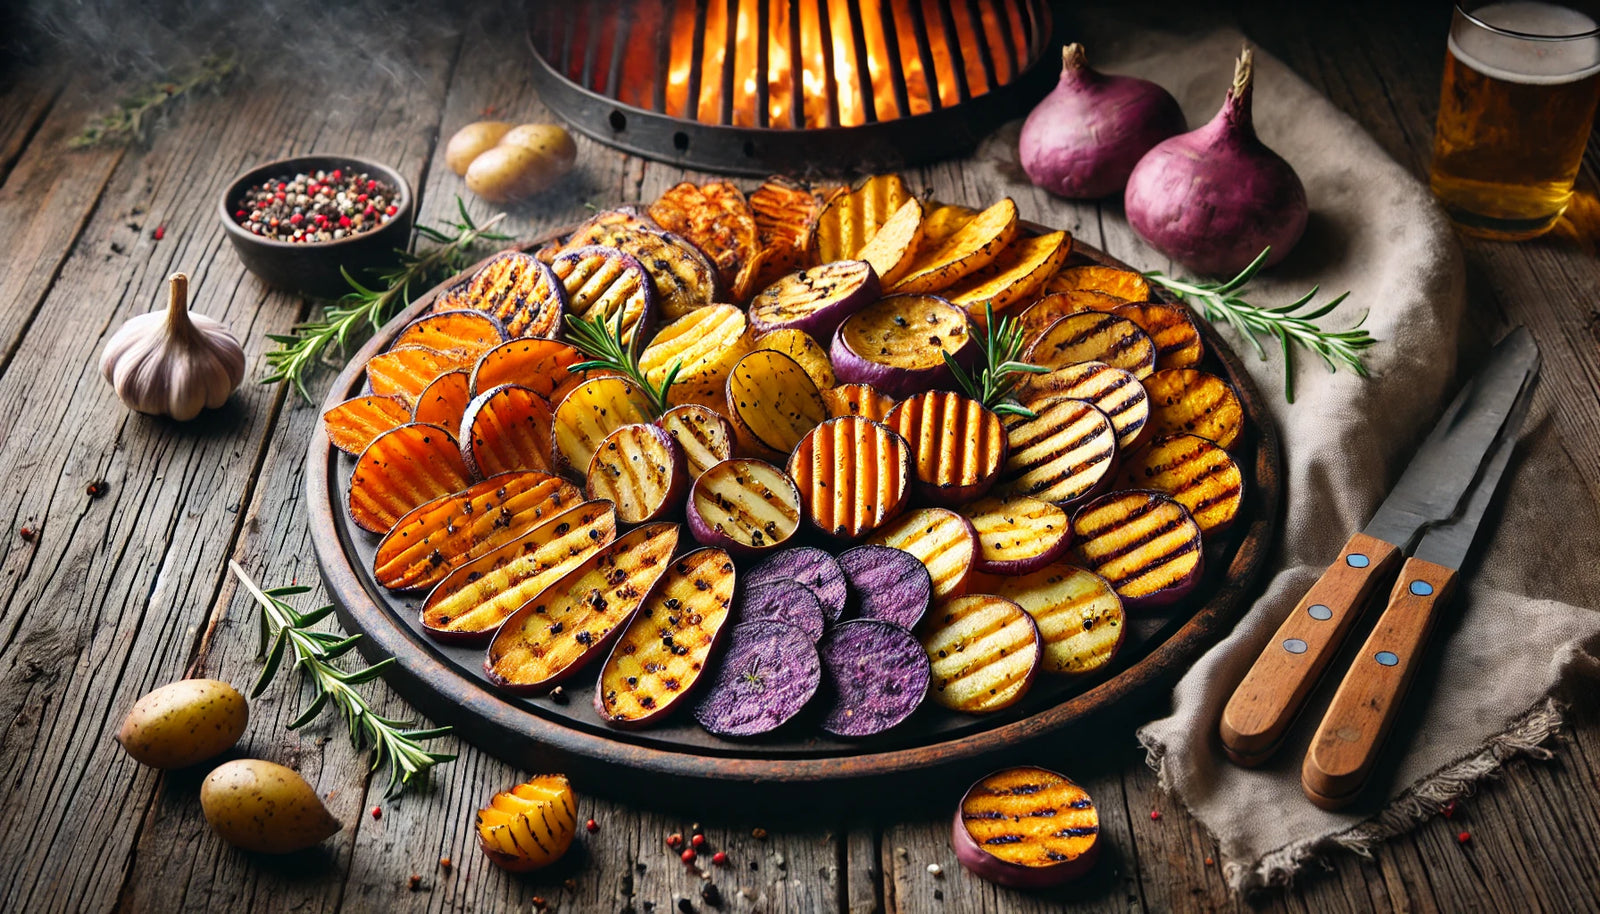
[658,405,732,479]
[693,460,801,548]
[822,383,895,421]
[920,595,1039,713]
[1115,302,1203,369]
[959,767,1100,868]
[789,416,909,539]
[1019,363,1149,448]
[1143,369,1244,449]
[639,304,750,394]
[1075,493,1201,596]
[1003,401,1115,503]
[962,496,1068,564]
[868,508,976,599]
[888,392,1005,494]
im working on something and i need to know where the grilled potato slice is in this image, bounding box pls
[943,231,1073,323]
[564,225,718,320]
[1117,433,1244,533]
[957,767,1101,884]
[811,173,912,264]
[373,472,579,591]
[1025,312,1157,379]
[686,458,803,556]
[367,346,476,407]
[832,293,973,399]
[639,303,752,411]
[1113,302,1204,370]
[1016,362,1149,449]
[476,774,577,872]
[486,523,681,693]
[393,309,508,355]
[449,252,565,339]
[919,594,1041,714]
[919,203,977,245]
[960,495,1072,574]
[1001,398,1117,506]
[648,181,764,301]
[551,245,656,345]
[855,197,925,287]
[885,390,1007,505]
[1016,291,1128,342]
[585,423,687,524]
[821,383,896,421]
[460,384,556,479]
[421,499,617,641]
[866,507,979,600]
[471,339,589,402]
[551,377,656,478]
[787,416,912,539]
[412,370,472,433]
[657,404,735,480]
[543,207,658,260]
[889,198,1018,294]
[1044,264,1151,301]
[972,563,1125,676]
[749,176,826,286]
[1142,369,1244,449]
[324,394,410,455]
[747,259,880,339]
[751,328,836,390]
[348,424,471,534]
[1072,490,1202,607]
[596,547,737,728]
[725,349,828,458]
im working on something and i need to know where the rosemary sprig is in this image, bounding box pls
[562,306,682,417]
[263,198,509,400]
[942,301,1048,419]
[229,561,454,796]
[1143,247,1375,403]
[71,55,238,148]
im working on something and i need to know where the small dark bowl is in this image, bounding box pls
[219,154,415,299]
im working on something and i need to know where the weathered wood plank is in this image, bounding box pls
[0,65,62,187]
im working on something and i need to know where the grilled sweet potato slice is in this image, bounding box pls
[421,499,617,642]
[956,767,1101,883]
[944,231,1073,323]
[543,207,658,260]
[972,563,1125,676]
[751,328,836,390]
[822,383,896,421]
[1113,302,1204,370]
[749,176,826,286]
[1045,264,1151,301]
[648,181,764,301]
[960,495,1072,574]
[1142,369,1244,449]
[1072,490,1202,607]
[885,390,1007,505]
[725,349,828,458]
[585,423,687,524]
[373,471,580,591]
[448,252,566,339]
[889,198,1019,294]
[1001,398,1117,506]
[686,458,803,556]
[866,507,980,600]
[812,174,912,264]
[486,523,680,693]
[551,246,656,345]
[596,547,737,728]
[366,346,476,406]
[1026,312,1157,379]
[787,416,912,539]
[551,377,656,478]
[324,394,410,455]
[461,384,556,478]
[1117,433,1243,533]
[471,339,590,404]
[1017,292,1127,342]
[856,197,925,288]
[919,594,1041,714]
[564,225,718,320]
[412,370,471,433]
[1017,362,1149,449]
[657,404,735,480]
[920,203,976,245]
[832,293,973,399]
[639,303,752,410]
[393,309,508,355]
[348,424,471,534]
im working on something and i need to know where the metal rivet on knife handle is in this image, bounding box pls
[1219,531,1402,767]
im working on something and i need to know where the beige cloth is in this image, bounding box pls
[970,28,1600,891]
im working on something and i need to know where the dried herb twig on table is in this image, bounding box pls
[230,560,454,795]
[71,54,238,148]
[263,197,509,400]
[943,301,1048,419]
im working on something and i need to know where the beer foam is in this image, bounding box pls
[1450,2,1600,84]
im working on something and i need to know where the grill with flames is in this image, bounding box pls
[528,0,1055,174]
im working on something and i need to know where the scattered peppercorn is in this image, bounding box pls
[1204,856,1214,866]
[231,168,400,243]
[407,874,421,892]
[676,899,694,913]
[550,685,568,704]
[1150,809,1162,821]
[152,225,166,241]
[532,896,546,908]
[934,889,944,901]
[667,833,683,848]
[587,817,600,832]
[1441,800,1458,819]
[711,851,727,867]
[86,481,109,498]
[699,882,722,907]
[19,526,36,542]
[371,806,382,819]
[1457,830,1471,844]
[439,856,452,872]
[681,848,697,864]
[690,834,706,848]
[751,827,767,840]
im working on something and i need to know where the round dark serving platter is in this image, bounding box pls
[307,218,1282,810]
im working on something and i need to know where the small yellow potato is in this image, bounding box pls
[465,124,577,203]
[446,120,513,176]
[476,774,577,871]
[201,759,342,854]
[116,678,248,769]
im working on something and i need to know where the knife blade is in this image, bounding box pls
[1219,328,1541,766]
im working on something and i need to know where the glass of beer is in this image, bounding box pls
[1430,2,1600,240]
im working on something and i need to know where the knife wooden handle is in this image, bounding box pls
[1301,556,1458,809]
[1219,531,1401,766]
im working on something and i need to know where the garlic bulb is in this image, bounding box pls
[100,273,245,421]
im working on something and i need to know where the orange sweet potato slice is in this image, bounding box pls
[821,383,896,422]
[348,423,472,534]
[1044,264,1152,301]
[366,346,476,407]
[1025,312,1157,379]
[1142,369,1244,449]
[412,370,472,433]
[393,309,508,355]
[1113,302,1205,370]
[811,174,912,264]
[1017,291,1129,342]
[460,384,556,479]
[1117,433,1244,533]
[471,338,591,404]
[889,198,1019,295]
[943,231,1073,323]
[749,176,826,287]
[324,394,411,455]
[648,181,763,301]
[884,390,1007,505]
[787,416,912,539]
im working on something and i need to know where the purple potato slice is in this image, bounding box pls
[693,621,821,738]
[837,544,933,629]
[735,581,826,643]
[742,547,849,623]
[818,619,931,738]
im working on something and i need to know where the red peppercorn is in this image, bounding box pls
[691,834,705,848]
[1441,800,1458,819]
[586,818,599,833]
[332,169,342,180]
[364,206,377,217]
[712,851,727,867]
[235,210,246,219]
[371,806,382,819]
[385,205,398,216]
[289,213,303,225]
[152,225,165,240]
[407,874,421,892]
[1457,830,1471,844]
[339,215,352,229]
[1150,810,1162,821]
[276,182,286,192]
[439,856,452,871]
[367,179,377,189]
[86,481,108,498]
[680,848,696,864]
[19,526,36,542]
[667,833,683,848]
[531,895,546,908]
[357,193,368,203]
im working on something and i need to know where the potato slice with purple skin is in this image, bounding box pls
[550,246,656,346]
[551,376,655,479]
[971,563,1125,676]
[413,369,472,433]
[461,384,556,479]
[693,620,821,738]
[453,251,566,339]
[725,349,828,459]
[640,304,752,411]
[543,207,658,261]
[821,383,896,422]
[471,339,588,401]
[373,471,580,591]
[751,328,836,390]
[584,423,687,524]
[889,198,1019,295]
[735,580,826,643]
[1044,264,1151,302]
[960,495,1072,575]
[1000,399,1116,507]
[1141,369,1244,450]
[747,260,881,340]
[953,767,1101,888]
[324,394,410,455]
[1017,291,1127,342]
[885,390,1007,505]
[686,458,803,556]
[1116,434,1243,533]
[818,619,931,738]
[595,547,736,728]
[348,424,471,535]
[486,522,680,694]
[367,346,476,407]
[837,544,932,629]
[569,225,719,320]
[831,294,975,399]
[1017,363,1149,450]
[856,197,925,288]
[944,231,1073,325]
[1113,302,1204,370]
[421,500,617,642]
[393,309,508,356]
[788,417,913,540]
[743,547,849,623]
[919,594,1041,714]
[657,404,734,480]
[1025,312,1157,379]
[811,173,911,264]
[1072,490,1202,608]
[866,508,979,601]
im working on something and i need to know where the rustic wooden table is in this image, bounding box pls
[2,2,1596,911]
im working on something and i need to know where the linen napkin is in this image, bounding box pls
[965,27,1600,891]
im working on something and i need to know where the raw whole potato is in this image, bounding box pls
[117,678,248,769]
[201,759,341,854]
[465,124,577,203]
[446,121,513,176]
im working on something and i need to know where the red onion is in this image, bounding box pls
[1124,48,1309,276]
[1019,44,1187,200]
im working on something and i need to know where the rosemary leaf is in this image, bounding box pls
[70,55,238,148]
[561,309,681,417]
[942,301,1041,419]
